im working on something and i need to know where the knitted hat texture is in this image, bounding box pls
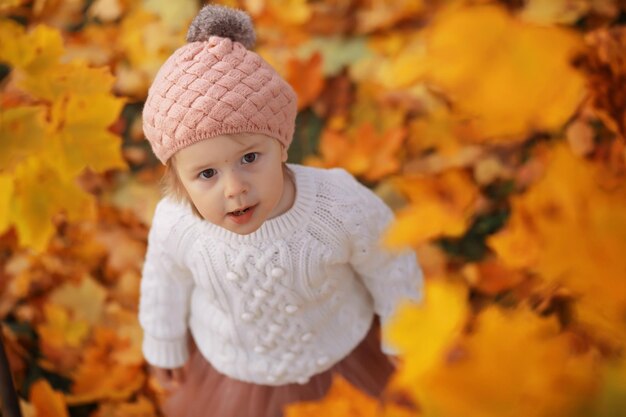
[143,5,298,164]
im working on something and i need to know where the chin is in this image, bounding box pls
[229,224,261,235]
[223,216,264,234]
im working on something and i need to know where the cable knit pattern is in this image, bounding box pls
[142,36,298,163]
[139,164,423,385]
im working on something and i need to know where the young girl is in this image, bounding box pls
[139,5,423,417]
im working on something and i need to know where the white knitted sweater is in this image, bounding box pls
[139,164,423,385]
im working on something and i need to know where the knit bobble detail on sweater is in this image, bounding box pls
[186,5,256,48]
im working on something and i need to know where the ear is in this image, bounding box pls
[280,144,288,162]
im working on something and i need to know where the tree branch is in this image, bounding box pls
[0,329,22,417]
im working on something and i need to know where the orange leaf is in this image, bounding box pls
[461,258,526,295]
[30,379,69,417]
[286,52,325,110]
[357,0,425,33]
[313,123,406,182]
[68,327,144,404]
[284,374,379,417]
[37,304,90,350]
[91,396,157,417]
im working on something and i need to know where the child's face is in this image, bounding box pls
[173,133,290,235]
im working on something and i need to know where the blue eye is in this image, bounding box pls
[242,152,258,164]
[199,168,216,179]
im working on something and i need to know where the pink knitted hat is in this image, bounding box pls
[142,5,298,164]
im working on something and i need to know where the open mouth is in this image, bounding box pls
[229,206,253,216]
[226,204,258,225]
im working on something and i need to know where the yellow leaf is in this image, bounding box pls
[23,61,125,134]
[266,0,311,25]
[45,83,127,177]
[30,379,70,417]
[0,106,47,170]
[520,0,590,25]
[117,8,187,98]
[419,4,586,140]
[490,144,626,344]
[406,104,465,158]
[0,20,64,72]
[143,0,198,30]
[385,170,479,247]
[386,201,468,247]
[487,207,541,269]
[11,158,95,252]
[0,173,14,234]
[588,359,626,415]
[376,33,428,89]
[49,275,107,325]
[284,375,378,417]
[416,307,597,417]
[349,82,409,134]
[0,23,127,206]
[385,280,468,385]
[37,304,90,350]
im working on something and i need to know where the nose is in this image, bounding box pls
[223,170,248,199]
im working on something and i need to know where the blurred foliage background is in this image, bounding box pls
[1,0,626,415]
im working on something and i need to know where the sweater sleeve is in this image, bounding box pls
[139,200,195,368]
[339,171,424,355]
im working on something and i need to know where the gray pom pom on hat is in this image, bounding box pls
[186,4,256,49]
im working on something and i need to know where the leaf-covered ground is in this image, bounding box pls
[1,0,626,416]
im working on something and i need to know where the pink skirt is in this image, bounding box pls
[162,319,395,417]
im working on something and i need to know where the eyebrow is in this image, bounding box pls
[188,143,259,174]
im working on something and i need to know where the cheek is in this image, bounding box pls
[273,171,286,203]
[187,185,219,212]
[256,167,283,199]
[185,184,204,203]
[197,197,222,221]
